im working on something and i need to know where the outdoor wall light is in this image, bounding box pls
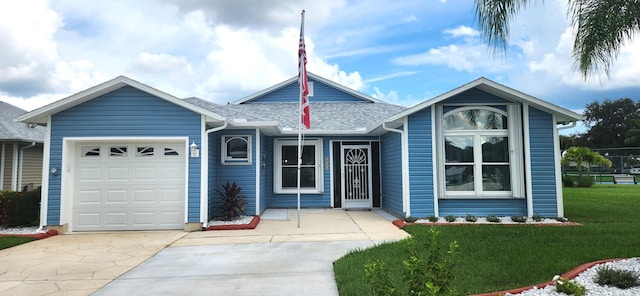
[190,141,200,158]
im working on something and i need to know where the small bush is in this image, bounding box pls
[405,216,418,223]
[594,266,640,289]
[445,215,457,222]
[465,214,478,222]
[0,188,40,227]
[553,276,586,296]
[575,176,594,188]
[563,175,575,187]
[364,260,398,296]
[427,215,439,222]
[511,216,527,223]
[486,215,501,223]
[215,181,247,221]
[532,213,544,222]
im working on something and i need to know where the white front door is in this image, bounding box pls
[72,141,185,231]
[341,145,372,209]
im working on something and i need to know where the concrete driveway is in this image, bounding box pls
[0,209,408,295]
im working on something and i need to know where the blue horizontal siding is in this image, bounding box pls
[444,88,511,105]
[248,78,368,103]
[212,129,257,216]
[528,107,559,216]
[407,108,435,217]
[438,199,527,217]
[381,131,403,216]
[48,86,202,225]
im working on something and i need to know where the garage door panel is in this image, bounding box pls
[73,142,186,231]
[106,190,128,203]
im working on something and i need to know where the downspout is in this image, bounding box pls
[557,121,577,131]
[382,119,410,217]
[201,120,228,227]
[0,144,5,190]
[11,144,18,191]
[18,142,37,191]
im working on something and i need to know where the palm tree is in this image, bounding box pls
[475,0,640,77]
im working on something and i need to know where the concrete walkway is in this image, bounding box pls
[0,231,186,296]
[0,209,409,295]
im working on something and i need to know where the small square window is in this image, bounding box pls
[222,135,251,165]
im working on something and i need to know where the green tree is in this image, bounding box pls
[624,118,640,146]
[562,146,611,176]
[475,0,640,77]
[580,98,640,148]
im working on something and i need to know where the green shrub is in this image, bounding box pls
[445,215,457,222]
[553,276,586,296]
[575,176,594,188]
[215,181,247,221]
[364,260,398,296]
[427,215,439,222]
[405,216,418,223]
[0,188,40,227]
[364,228,459,296]
[563,176,575,187]
[486,215,501,223]
[594,266,640,289]
[510,216,527,223]
[465,214,478,222]
[532,213,544,222]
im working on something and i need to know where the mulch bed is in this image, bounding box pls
[205,216,260,230]
[0,229,58,240]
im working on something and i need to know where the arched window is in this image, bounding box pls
[442,107,511,196]
[222,135,252,165]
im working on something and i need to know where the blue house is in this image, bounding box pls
[17,74,581,232]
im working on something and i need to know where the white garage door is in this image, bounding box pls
[73,142,185,231]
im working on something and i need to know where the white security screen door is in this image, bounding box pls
[341,145,372,209]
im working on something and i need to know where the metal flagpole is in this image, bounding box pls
[297,10,306,228]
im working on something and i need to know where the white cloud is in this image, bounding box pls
[443,26,479,38]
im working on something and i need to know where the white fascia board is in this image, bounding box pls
[18,76,226,124]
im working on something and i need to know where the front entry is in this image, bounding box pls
[341,145,372,209]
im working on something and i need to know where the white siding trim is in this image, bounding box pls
[522,104,534,217]
[39,116,52,229]
[0,144,4,190]
[255,128,261,215]
[329,140,335,208]
[553,114,564,217]
[200,116,208,225]
[431,105,439,217]
[402,117,410,217]
[11,144,18,191]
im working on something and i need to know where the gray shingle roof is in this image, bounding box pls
[184,97,407,131]
[228,102,406,131]
[0,101,45,142]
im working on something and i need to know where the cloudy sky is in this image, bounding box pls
[1,0,639,134]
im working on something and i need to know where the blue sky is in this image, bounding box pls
[1,0,639,135]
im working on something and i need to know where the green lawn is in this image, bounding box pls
[334,185,640,295]
[0,236,36,250]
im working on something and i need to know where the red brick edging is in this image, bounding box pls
[205,216,260,230]
[0,229,58,240]
[392,220,582,228]
[471,258,625,296]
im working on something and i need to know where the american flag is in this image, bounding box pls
[298,10,310,129]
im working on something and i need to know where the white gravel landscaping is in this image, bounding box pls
[207,215,254,226]
[0,226,44,235]
[507,258,640,296]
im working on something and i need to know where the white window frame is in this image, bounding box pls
[274,138,323,194]
[221,135,252,165]
[437,105,524,199]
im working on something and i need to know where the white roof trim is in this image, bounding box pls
[232,72,384,104]
[385,77,583,124]
[17,76,226,124]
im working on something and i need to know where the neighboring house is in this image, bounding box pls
[0,101,45,192]
[17,74,582,232]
